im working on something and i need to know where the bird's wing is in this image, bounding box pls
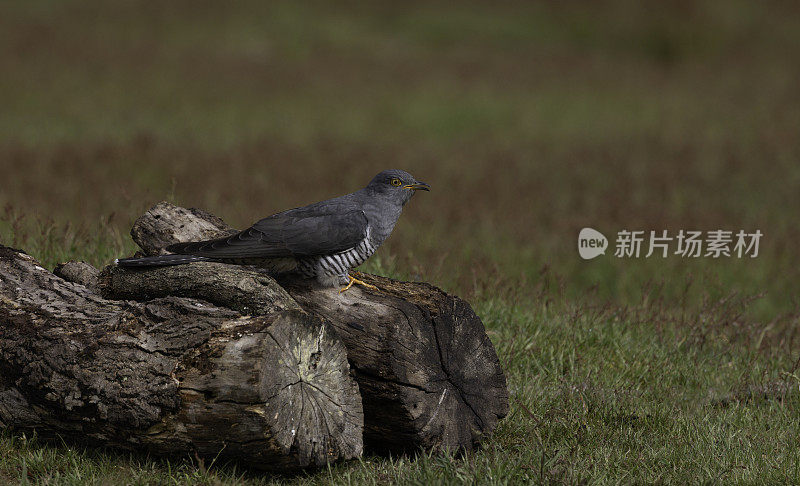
[165,209,368,258]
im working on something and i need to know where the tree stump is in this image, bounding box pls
[114,202,509,453]
[0,246,363,471]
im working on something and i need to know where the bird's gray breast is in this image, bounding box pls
[298,225,380,279]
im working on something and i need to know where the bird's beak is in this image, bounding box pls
[403,182,430,191]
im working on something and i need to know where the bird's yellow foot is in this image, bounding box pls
[339,273,380,293]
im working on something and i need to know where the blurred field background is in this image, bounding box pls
[2,0,800,484]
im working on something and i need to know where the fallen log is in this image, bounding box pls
[282,276,509,453]
[0,246,363,470]
[109,202,509,453]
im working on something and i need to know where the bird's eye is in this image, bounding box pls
[390,178,402,187]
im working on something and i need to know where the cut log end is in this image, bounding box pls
[154,310,363,469]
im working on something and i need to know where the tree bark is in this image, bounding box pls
[118,202,509,453]
[0,246,363,471]
[99,261,298,316]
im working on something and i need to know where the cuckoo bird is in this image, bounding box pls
[116,169,429,292]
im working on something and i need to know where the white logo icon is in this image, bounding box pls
[578,228,608,260]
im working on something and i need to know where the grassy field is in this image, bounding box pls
[2,0,800,483]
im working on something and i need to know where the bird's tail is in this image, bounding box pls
[115,254,212,267]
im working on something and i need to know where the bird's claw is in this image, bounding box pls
[339,273,380,293]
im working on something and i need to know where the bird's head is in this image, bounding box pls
[365,169,430,205]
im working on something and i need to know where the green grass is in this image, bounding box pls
[2,0,800,483]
